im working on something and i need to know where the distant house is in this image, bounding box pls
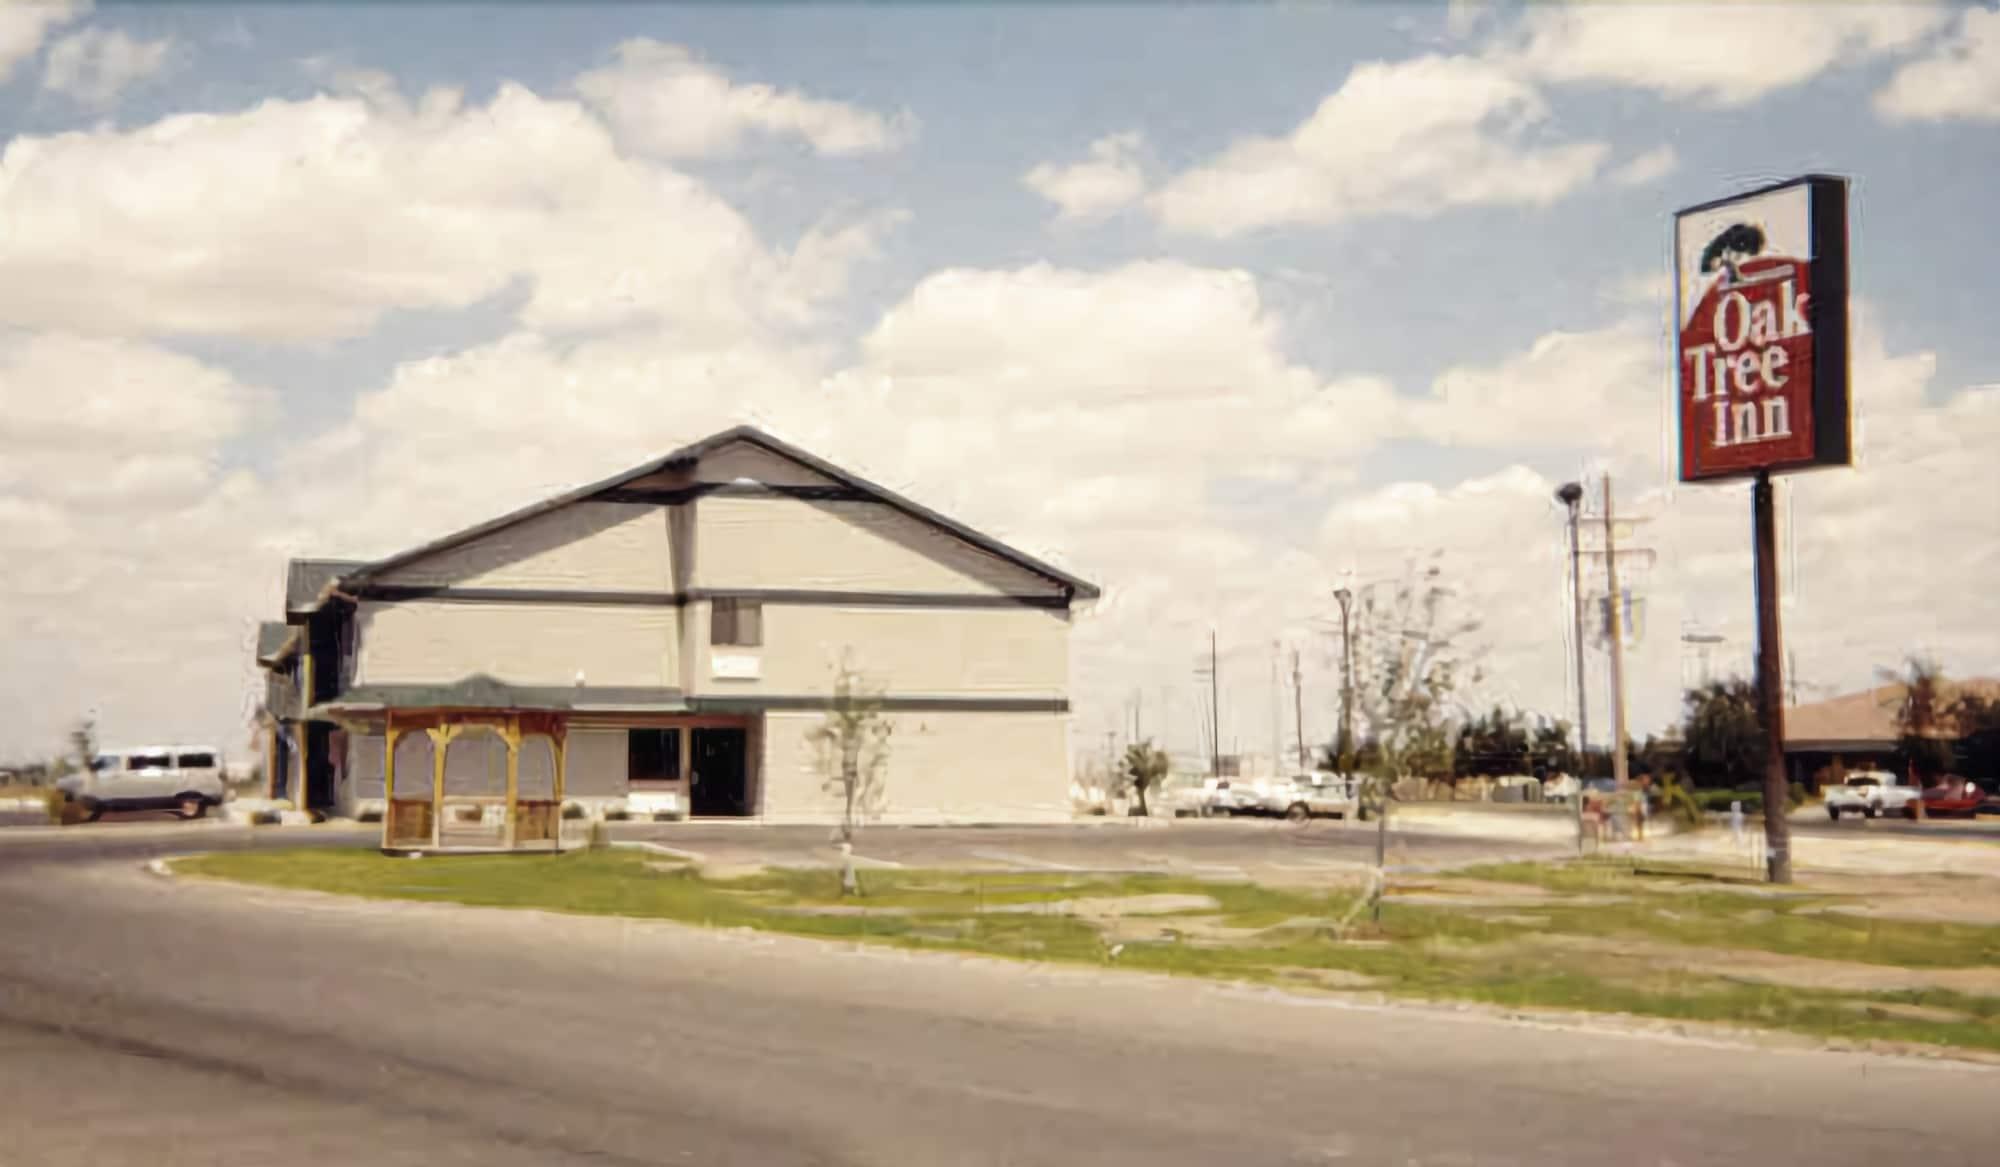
[255,426,1098,832]
[1784,678,2000,786]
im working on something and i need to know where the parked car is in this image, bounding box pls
[55,746,225,820]
[1905,777,1985,820]
[1264,776,1362,822]
[1824,771,1918,820]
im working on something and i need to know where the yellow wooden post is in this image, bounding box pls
[383,718,399,850]
[429,724,452,850]
[502,716,521,851]
[554,724,568,853]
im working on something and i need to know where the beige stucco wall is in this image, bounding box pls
[692,603,1069,698]
[373,502,671,591]
[759,709,1071,824]
[354,600,677,687]
[695,496,1062,597]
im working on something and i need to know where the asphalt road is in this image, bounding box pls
[3,829,1995,1166]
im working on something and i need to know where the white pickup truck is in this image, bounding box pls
[1823,772,1917,820]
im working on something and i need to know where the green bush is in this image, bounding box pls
[561,802,587,821]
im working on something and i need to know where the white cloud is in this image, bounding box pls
[0,0,86,83]
[1022,131,1147,220]
[1149,55,1607,237]
[1608,144,1678,187]
[1410,318,1671,465]
[574,38,913,159]
[42,24,172,106]
[0,80,891,341]
[1876,5,2000,122]
[0,332,280,758]
[1320,307,2000,744]
[1496,2,1948,107]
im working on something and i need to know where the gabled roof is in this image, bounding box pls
[342,425,1100,600]
[255,621,297,667]
[1785,678,2000,750]
[286,558,369,617]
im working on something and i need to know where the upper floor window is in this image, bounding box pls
[711,599,762,647]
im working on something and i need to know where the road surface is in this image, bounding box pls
[2,829,1993,1165]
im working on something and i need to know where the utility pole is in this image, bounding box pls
[1333,588,1356,772]
[1556,481,1588,855]
[1292,648,1307,772]
[1602,474,1631,792]
[1270,641,1284,780]
[1209,631,1220,780]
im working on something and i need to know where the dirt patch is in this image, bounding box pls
[1272,966,1384,991]
[1529,934,2000,996]
[1843,1000,1974,1025]
[976,893,1218,917]
[766,904,912,918]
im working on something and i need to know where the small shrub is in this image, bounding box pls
[454,805,483,824]
[604,808,631,822]
[561,802,586,821]
[249,810,282,826]
[357,808,383,824]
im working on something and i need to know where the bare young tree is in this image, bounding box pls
[809,651,893,851]
[1345,557,1484,918]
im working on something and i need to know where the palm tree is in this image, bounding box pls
[1119,740,1171,817]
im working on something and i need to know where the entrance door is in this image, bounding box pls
[305,723,337,812]
[689,728,750,817]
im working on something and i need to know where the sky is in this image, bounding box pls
[2,0,1997,768]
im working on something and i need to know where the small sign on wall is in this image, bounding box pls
[711,652,761,680]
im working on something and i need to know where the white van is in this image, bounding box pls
[56,746,226,820]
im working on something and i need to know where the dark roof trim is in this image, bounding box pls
[691,588,1068,612]
[255,621,299,666]
[601,482,874,506]
[696,695,1071,714]
[310,680,1068,717]
[286,558,369,616]
[310,681,688,717]
[338,425,1100,600]
[351,583,1069,611]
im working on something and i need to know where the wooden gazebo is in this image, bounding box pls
[382,711,568,853]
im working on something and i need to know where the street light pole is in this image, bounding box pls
[1557,481,1588,855]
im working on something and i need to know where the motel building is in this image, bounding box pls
[255,426,1098,849]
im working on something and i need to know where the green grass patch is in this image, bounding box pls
[177,848,2000,1055]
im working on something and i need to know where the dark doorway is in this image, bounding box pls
[689,728,750,817]
[304,723,336,811]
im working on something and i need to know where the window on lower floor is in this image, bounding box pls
[711,599,763,647]
[629,729,682,785]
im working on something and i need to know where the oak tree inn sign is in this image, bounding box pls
[1674,175,1851,482]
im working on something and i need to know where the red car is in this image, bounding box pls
[1904,778,1985,819]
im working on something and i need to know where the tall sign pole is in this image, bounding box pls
[1675,174,1850,885]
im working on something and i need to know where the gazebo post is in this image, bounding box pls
[428,724,453,850]
[554,723,568,854]
[503,716,521,851]
[382,713,399,851]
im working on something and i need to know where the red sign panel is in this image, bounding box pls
[1675,176,1850,483]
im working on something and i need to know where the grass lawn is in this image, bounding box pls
[177,848,2000,1055]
